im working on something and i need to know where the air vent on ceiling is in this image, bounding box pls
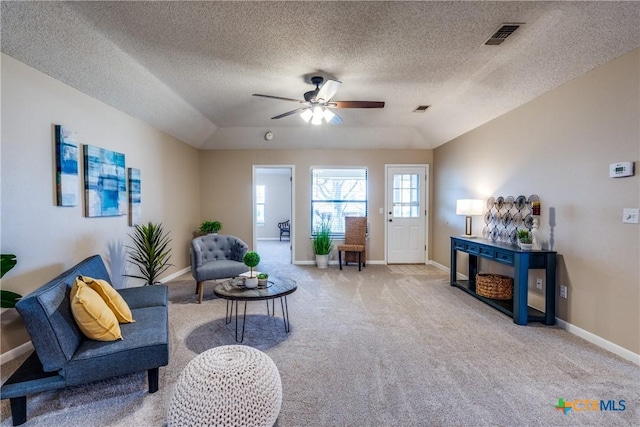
[413,105,430,112]
[484,23,522,46]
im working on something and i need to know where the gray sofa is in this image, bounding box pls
[191,234,249,303]
[0,255,169,426]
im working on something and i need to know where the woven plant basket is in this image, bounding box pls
[475,273,513,300]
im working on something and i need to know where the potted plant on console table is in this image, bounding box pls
[517,229,533,250]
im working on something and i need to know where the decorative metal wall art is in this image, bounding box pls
[483,195,539,244]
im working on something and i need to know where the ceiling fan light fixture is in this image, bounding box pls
[300,109,312,123]
[311,106,324,125]
[255,76,384,124]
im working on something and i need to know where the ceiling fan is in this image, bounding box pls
[252,76,384,125]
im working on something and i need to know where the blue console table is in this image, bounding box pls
[450,236,557,325]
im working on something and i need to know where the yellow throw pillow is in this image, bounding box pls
[71,278,122,341]
[81,276,135,324]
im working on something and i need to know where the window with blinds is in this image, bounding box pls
[310,168,367,236]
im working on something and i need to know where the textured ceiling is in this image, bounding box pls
[2,1,639,150]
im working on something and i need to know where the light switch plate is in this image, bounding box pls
[623,208,639,224]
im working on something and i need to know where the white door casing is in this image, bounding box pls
[386,165,428,264]
[252,165,294,264]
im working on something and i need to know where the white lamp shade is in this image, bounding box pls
[456,199,484,216]
[311,106,324,125]
[300,109,312,123]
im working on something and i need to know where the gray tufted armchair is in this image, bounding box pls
[191,234,249,303]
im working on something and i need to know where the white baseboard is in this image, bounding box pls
[428,260,449,272]
[1,341,33,365]
[293,260,384,266]
[123,266,191,288]
[427,260,467,279]
[555,318,640,365]
[161,267,190,283]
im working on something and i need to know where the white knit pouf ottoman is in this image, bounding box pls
[167,345,282,427]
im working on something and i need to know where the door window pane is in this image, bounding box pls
[392,174,420,218]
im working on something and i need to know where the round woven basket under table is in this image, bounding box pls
[167,345,282,427]
[475,273,513,300]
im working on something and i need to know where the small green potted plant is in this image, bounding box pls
[199,220,222,235]
[1,254,22,308]
[312,218,333,268]
[257,273,269,287]
[517,229,533,250]
[243,251,260,288]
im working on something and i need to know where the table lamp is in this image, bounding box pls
[456,199,484,237]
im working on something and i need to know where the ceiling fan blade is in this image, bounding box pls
[253,94,306,103]
[271,107,309,120]
[315,79,342,102]
[331,101,385,109]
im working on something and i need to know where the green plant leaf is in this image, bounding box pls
[1,254,17,278]
[1,290,21,308]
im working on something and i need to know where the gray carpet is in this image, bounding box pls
[2,255,639,426]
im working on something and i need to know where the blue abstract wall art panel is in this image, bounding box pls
[83,144,126,217]
[54,125,79,206]
[128,167,141,226]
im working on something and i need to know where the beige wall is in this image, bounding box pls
[0,54,201,354]
[433,48,640,354]
[199,149,433,262]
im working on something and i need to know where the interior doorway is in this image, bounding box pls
[253,166,294,266]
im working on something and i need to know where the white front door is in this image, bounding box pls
[386,165,427,264]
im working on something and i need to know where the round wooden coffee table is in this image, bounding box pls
[213,277,297,342]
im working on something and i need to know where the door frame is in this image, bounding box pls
[384,164,429,264]
[252,165,295,264]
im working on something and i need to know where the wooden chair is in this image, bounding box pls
[278,220,290,241]
[338,217,367,271]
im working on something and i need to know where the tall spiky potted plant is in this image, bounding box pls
[125,222,173,285]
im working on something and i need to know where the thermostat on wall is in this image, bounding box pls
[609,162,634,178]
